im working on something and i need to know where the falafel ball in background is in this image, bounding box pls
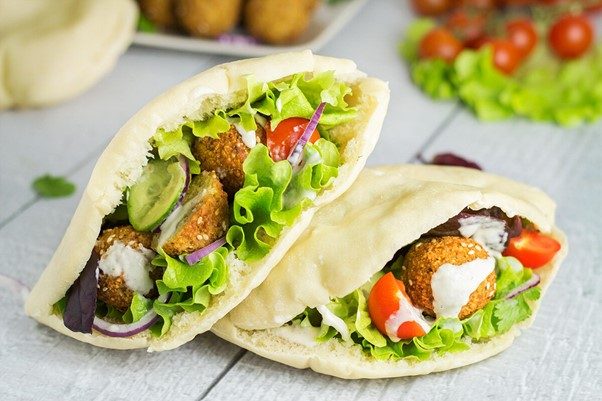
[94,226,156,311]
[138,0,177,29]
[175,0,243,38]
[403,236,496,319]
[244,0,317,45]
[192,124,266,197]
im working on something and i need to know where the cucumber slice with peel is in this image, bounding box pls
[127,159,187,232]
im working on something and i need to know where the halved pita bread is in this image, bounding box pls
[213,165,568,378]
[25,51,390,351]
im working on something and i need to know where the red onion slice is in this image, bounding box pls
[92,294,169,338]
[505,273,541,299]
[287,102,326,166]
[185,237,227,265]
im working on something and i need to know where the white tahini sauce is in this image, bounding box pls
[384,295,431,342]
[98,241,155,294]
[233,122,257,148]
[272,325,320,347]
[431,256,495,318]
[317,305,351,341]
[458,215,508,254]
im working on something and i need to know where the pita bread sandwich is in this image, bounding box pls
[213,165,567,378]
[25,51,390,351]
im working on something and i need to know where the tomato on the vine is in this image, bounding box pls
[445,10,488,46]
[481,39,522,75]
[506,18,538,59]
[548,14,593,59]
[419,27,464,63]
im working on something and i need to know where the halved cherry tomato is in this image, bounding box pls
[548,14,593,59]
[368,272,426,340]
[480,38,522,75]
[503,229,561,268]
[419,27,464,64]
[266,117,320,161]
[506,18,538,59]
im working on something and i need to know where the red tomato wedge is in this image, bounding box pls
[503,229,561,268]
[266,117,320,161]
[368,272,426,340]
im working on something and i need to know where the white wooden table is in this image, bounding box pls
[1,1,600,400]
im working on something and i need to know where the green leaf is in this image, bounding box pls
[400,26,602,126]
[33,174,76,198]
[227,142,340,262]
[399,19,437,62]
[137,15,157,33]
[122,293,153,323]
[150,247,229,336]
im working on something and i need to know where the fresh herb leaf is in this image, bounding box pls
[33,175,76,198]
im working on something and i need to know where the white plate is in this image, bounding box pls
[133,0,368,56]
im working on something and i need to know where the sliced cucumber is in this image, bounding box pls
[127,159,187,232]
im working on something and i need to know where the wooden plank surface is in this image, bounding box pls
[1,1,600,400]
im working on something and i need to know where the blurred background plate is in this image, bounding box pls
[132,0,368,56]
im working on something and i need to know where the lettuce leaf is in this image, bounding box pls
[290,256,540,361]
[400,19,602,126]
[151,71,356,164]
[147,247,229,335]
[227,140,340,261]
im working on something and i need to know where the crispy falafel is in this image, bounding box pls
[192,124,266,196]
[175,0,243,38]
[244,0,316,45]
[94,226,156,311]
[138,0,177,29]
[403,236,496,319]
[160,171,229,256]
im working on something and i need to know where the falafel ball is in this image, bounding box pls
[403,236,496,319]
[244,0,316,45]
[138,0,177,29]
[94,226,157,311]
[192,124,266,196]
[160,171,229,257]
[175,0,243,38]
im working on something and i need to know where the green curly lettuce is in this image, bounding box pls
[400,19,602,126]
[290,256,540,361]
[227,139,340,261]
[148,247,229,336]
[151,71,356,165]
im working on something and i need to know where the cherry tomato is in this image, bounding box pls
[266,117,320,161]
[411,0,452,16]
[503,229,561,268]
[506,18,538,59]
[481,39,522,75]
[548,14,594,59]
[445,10,488,46]
[419,28,464,64]
[367,272,426,340]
